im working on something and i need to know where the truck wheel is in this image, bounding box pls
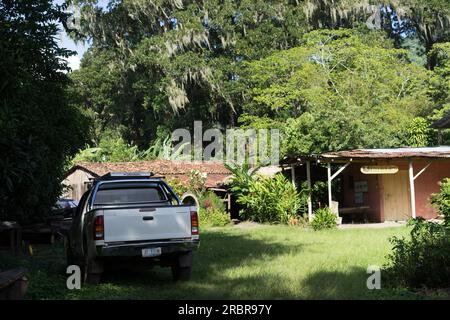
[171,251,193,281]
[82,262,102,284]
[81,256,103,285]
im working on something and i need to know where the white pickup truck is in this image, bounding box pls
[65,172,199,284]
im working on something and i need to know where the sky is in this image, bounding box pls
[54,0,109,70]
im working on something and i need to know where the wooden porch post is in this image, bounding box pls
[327,163,332,207]
[291,164,296,189]
[408,160,416,219]
[306,160,313,221]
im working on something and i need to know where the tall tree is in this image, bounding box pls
[0,0,89,223]
[242,28,433,154]
[68,0,450,149]
[69,0,312,148]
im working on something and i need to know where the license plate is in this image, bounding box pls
[142,247,161,257]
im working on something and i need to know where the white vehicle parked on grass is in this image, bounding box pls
[65,172,199,284]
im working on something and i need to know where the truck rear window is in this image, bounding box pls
[93,183,166,205]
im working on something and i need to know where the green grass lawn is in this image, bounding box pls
[0,224,445,299]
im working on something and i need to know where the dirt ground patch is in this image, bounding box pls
[231,221,263,229]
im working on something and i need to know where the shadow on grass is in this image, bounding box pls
[1,229,305,299]
[93,230,306,299]
[0,244,69,299]
[93,231,423,299]
[298,268,423,300]
[0,229,423,299]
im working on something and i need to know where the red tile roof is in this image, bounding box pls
[68,160,231,188]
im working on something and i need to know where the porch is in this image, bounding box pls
[282,147,450,223]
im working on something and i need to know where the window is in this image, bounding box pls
[93,182,166,205]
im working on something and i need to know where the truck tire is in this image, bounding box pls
[81,238,103,285]
[81,257,102,285]
[171,251,193,281]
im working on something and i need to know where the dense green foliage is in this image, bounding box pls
[236,174,308,224]
[172,169,230,227]
[72,130,140,163]
[311,207,338,231]
[72,131,188,163]
[405,117,431,147]
[198,192,230,227]
[66,0,450,157]
[0,0,89,223]
[431,178,450,226]
[224,163,260,200]
[384,218,450,289]
[165,178,189,198]
[70,0,311,148]
[428,42,450,131]
[385,181,450,289]
[243,28,434,153]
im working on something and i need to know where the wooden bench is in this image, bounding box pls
[339,206,370,223]
[0,267,28,300]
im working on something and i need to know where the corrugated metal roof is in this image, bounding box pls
[321,146,450,159]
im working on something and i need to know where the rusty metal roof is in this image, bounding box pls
[321,146,450,159]
[281,146,450,164]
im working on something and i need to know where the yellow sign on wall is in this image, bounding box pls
[360,165,399,175]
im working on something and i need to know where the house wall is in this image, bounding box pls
[340,160,450,222]
[63,170,94,201]
[341,164,382,222]
[413,161,450,219]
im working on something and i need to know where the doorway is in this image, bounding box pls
[381,170,411,221]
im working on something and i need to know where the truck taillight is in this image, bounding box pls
[94,215,104,240]
[190,211,199,235]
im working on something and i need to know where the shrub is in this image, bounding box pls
[197,192,230,227]
[383,218,450,288]
[431,178,450,226]
[311,181,328,209]
[142,136,190,160]
[165,178,188,198]
[237,174,307,224]
[166,170,207,200]
[173,171,229,227]
[73,130,140,163]
[405,117,430,147]
[224,163,259,200]
[311,207,337,231]
[188,169,208,194]
[198,207,230,227]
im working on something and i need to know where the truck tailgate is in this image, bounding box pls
[102,206,191,243]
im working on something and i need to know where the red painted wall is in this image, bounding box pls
[413,161,450,219]
[341,164,382,222]
[340,160,450,222]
